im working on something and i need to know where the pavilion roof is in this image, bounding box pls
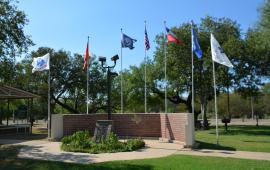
[0,85,39,99]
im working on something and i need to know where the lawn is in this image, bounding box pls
[1,145,270,170]
[196,125,270,152]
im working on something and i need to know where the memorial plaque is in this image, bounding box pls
[93,120,113,143]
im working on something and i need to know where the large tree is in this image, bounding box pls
[147,17,243,123]
[17,47,108,115]
[0,0,33,60]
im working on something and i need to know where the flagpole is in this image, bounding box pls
[48,59,51,138]
[120,28,123,114]
[212,60,219,145]
[191,23,195,117]
[86,36,89,115]
[164,21,167,114]
[144,21,147,113]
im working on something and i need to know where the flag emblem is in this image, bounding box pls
[192,28,202,58]
[121,33,137,50]
[32,53,50,73]
[211,33,233,68]
[166,27,181,44]
[145,27,150,50]
[83,39,90,70]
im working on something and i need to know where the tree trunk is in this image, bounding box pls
[53,96,80,113]
[74,94,79,111]
[7,100,9,126]
[0,112,3,125]
[251,97,254,119]
[227,86,230,117]
[256,113,259,127]
[200,97,208,129]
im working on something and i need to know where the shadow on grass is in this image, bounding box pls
[0,144,154,170]
[196,141,236,151]
[2,159,154,170]
[0,133,47,140]
[0,145,22,159]
[208,125,270,136]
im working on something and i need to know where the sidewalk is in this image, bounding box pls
[1,139,270,164]
[1,139,183,164]
[176,148,270,161]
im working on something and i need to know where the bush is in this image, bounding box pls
[126,138,145,151]
[61,131,94,152]
[61,131,145,154]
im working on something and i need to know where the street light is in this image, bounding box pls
[99,55,119,120]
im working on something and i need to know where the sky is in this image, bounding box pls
[17,0,264,71]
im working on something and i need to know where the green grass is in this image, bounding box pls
[1,145,270,170]
[196,125,270,152]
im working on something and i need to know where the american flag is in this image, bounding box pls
[144,27,150,50]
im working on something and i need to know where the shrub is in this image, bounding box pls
[61,131,145,154]
[126,138,145,151]
[61,131,94,152]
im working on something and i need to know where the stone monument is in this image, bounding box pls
[93,120,113,143]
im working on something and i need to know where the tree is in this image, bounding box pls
[259,0,270,45]
[0,0,33,61]
[15,47,108,115]
[146,16,244,126]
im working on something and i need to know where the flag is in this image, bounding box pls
[211,34,233,67]
[121,33,137,49]
[32,53,50,73]
[144,26,150,50]
[83,39,90,70]
[166,27,181,44]
[192,28,202,58]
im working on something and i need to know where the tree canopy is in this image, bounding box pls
[0,0,33,60]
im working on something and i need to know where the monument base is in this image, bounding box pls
[93,120,113,143]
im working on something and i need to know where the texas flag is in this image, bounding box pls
[166,27,181,44]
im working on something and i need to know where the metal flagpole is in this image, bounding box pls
[212,60,219,145]
[144,21,147,113]
[191,23,195,116]
[86,36,89,115]
[48,59,51,138]
[164,21,167,114]
[121,28,123,114]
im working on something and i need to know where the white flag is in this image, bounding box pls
[211,34,233,68]
[32,53,50,73]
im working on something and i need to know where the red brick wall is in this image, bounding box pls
[112,114,161,137]
[63,114,161,137]
[160,114,188,142]
[63,114,107,136]
[62,113,190,143]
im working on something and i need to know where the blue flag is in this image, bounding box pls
[192,28,202,58]
[121,33,137,50]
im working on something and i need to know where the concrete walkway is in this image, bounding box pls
[176,148,270,161]
[1,139,270,164]
[0,139,183,164]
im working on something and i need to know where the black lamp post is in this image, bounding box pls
[99,55,119,120]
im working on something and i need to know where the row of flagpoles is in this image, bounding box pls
[31,21,233,144]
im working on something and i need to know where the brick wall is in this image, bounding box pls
[112,114,161,137]
[160,113,188,142]
[58,113,194,145]
[63,113,161,137]
[63,114,107,136]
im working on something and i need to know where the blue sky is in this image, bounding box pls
[17,0,264,71]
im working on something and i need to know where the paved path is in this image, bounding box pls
[176,148,270,161]
[0,139,183,164]
[1,139,270,164]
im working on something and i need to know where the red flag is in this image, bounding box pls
[83,39,90,70]
[166,27,181,44]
